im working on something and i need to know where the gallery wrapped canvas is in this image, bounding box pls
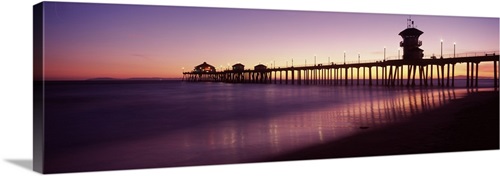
[33,1,499,174]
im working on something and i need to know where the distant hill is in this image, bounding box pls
[86,77,180,81]
[86,77,118,81]
[126,77,167,80]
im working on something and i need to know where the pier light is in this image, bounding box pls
[182,67,184,72]
[314,55,316,66]
[453,42,456,58]
[343,51,346,64]
[358,53,360,63]
[383,46,386,61]
[440,39,443,58]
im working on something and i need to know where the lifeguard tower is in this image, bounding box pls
[399,18,424,61]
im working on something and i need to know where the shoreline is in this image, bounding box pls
[268,90,499,161]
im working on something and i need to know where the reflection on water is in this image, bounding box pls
[264,88,462,150]
[44,81,484,172]
[115,88,467,167]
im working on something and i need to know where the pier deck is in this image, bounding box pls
[183,55,499,88]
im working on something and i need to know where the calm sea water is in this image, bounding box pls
[43,80,495,173]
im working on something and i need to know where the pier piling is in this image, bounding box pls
[184,55,498,89]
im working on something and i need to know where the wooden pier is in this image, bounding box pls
[183,55,499,88]
[184,19,499,89]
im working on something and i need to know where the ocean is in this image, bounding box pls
[42,79,496,173]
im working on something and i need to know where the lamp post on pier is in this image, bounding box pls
[343,51,346,64]
[314,55,316,66]
[453,42,456,58]
[383,46,386,61]
[358,53,360,63]
[440,39,443,59]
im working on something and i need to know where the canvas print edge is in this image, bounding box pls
[32,1,499,174]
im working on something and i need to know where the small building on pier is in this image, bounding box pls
[194,62,216,73]
[399,19,424,61]
[232,63,245,71]
[254,64,267,71]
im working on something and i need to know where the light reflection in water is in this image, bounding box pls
[46,87,477,171]
[154,88,468,166]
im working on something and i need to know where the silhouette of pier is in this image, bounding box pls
[182,19,499,88]
[183,55,499,88]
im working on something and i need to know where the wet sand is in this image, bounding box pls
[270,90,499,161]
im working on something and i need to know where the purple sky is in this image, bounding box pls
[42,2,499,80]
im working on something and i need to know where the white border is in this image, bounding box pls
[0,0,498,176]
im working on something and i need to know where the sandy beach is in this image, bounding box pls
[270,90,499,161]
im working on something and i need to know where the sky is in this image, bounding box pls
[41,2,499,80]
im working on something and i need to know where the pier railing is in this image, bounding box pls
[183,54,499,89]
[420,50,498,59]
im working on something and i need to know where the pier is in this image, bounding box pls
[183,54,499,88]
[183,19,499,88]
